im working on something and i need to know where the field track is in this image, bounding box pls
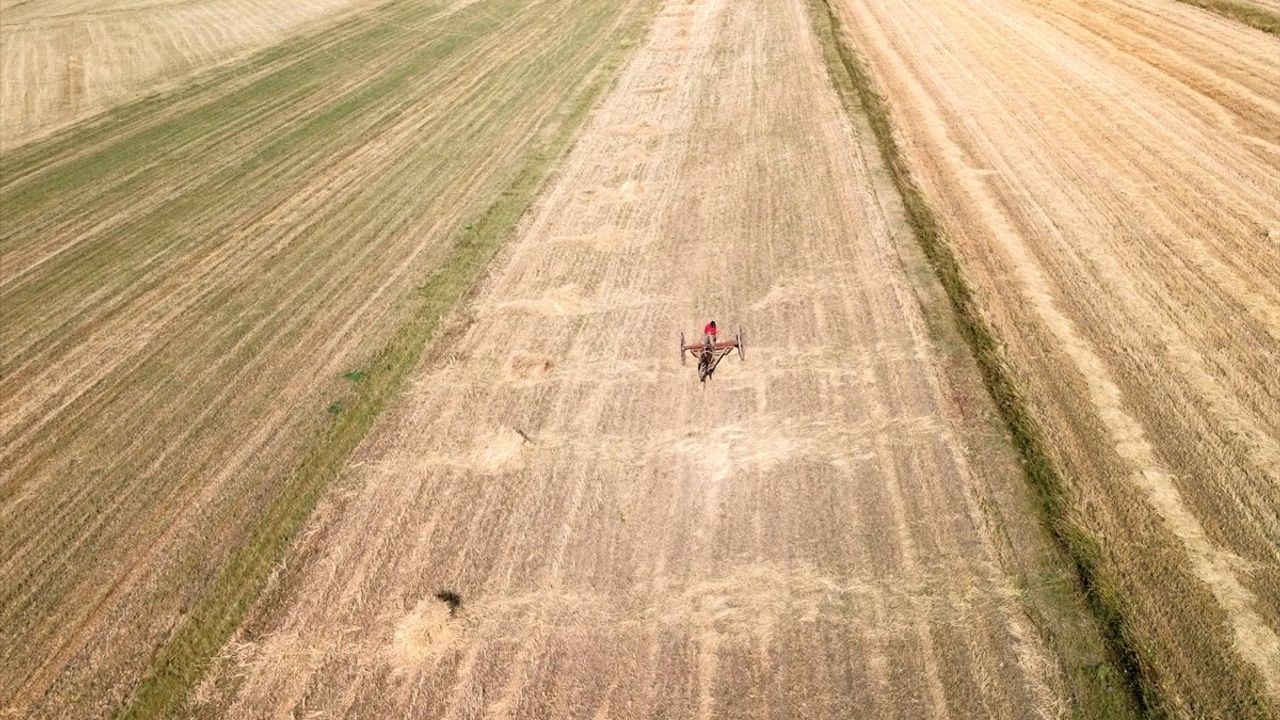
[829,0,1280,713]
[185,0,1127,716]
[0,0,657,716]
[0,0,379,149]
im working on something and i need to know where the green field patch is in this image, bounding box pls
[1177,0,1280,34]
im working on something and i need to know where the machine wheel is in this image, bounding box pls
[680,332,687,365]
[736,328,744,360]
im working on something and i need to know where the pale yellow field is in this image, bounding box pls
[0,0,379,148]
[830,0,1280,712]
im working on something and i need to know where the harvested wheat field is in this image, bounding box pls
[827,0,1280,714]
[3,0,1274,714]
[0,0,658,716]
[183,0,1131,717]
[0,0,381,149]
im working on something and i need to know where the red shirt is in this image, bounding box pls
[704,323,717,337]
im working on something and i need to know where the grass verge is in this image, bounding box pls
[806,0,1157,716]
[114,12,653,719]
[1176,0,1280,34]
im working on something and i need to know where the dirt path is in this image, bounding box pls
[189,0,1086,716]
[830,0,1280,712]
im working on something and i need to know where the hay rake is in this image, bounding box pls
[680,328,743,382]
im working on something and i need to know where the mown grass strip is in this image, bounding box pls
[805,1,1156,717]
[114,9,655,718]
[1176,0,1280,34]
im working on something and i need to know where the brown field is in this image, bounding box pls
[182,0,1128,717]
[3,0,1276,715]
[0,0,657,716]
[0,0,380,149]
[828,0,1280,713]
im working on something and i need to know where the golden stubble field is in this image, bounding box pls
[2,0,1275,715]
[0,0,382,148]
[829,0,1280,712]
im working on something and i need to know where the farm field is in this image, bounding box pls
[3,0,1276,714]
[184,0,1129,717]
[826,0,1280,713]
[0,0,379,148]
[0,0,658,716]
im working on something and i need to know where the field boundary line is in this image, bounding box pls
[111,5,659,717]
[805,0,1161,716]
[1174,0,1280,34]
